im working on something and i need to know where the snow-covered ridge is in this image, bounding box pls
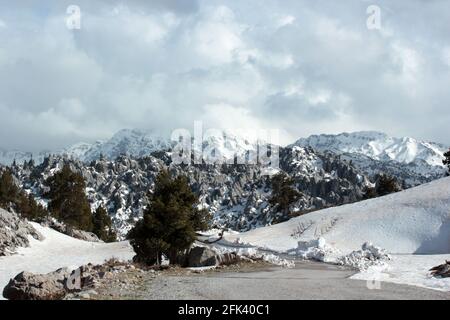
[0,129,262,165]
[293,131,448,186]
[294,131,447,167]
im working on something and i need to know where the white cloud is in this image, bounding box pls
[0,0,449,151]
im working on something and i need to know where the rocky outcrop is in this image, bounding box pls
[10,145,370,238]
[0,209,43,256]
[3,261,138,300]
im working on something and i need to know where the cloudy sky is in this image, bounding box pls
[0,0,449,151]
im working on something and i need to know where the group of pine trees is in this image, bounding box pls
[363,173,402,199]
[0,164,116,242]
[0,169,47,221]
[44,164,116,242]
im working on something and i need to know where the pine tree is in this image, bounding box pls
[444,149,450,175]
[0,169,20,208]
[44,164,93,231]
[269,172,302,221]
[364,173,401,199]
[127,170,211,265]
[376,174,401,196]
[92,206,117,242]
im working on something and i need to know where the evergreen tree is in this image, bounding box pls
[444,149,450,175]
[44,164,93,231]
[0,169,20,207]
[92,206,117,242]
[376,174,401,196]
[127,170,211,265]
[0,169,47,221]
[269,172,302,221]
[364,173,401,199]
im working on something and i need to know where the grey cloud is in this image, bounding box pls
[0,0,449,151]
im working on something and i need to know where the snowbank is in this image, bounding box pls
[352,254,450,292]
[224,177,450,255]
[0,223,135,299]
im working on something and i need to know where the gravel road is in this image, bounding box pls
[140,261,450,300]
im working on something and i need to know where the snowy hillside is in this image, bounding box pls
[0,223,134,299]
[224,176,450,254]
[294,131,448,186]
[222,177,450,291]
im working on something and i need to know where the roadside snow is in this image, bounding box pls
[352,254,450,292]
[0,223,135,299]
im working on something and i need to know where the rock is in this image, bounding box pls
[3,268,70,300]
[0,209,43,256]
[217,252,240,266]
[430,261,450,278]
[187,247,218,267]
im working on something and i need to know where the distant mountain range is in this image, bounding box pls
[293,131,448,186]
[1,129,448,186]
[3,129,448,238]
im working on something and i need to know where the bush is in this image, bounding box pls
[127,170,211,265]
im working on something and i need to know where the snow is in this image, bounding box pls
[222,177,450,291]
[0,223,135,299]
[353,254,450,292]
[294,131,448,167]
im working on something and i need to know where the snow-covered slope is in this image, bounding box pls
[224,176,450,254]
[294,131,448,186]
[222,177,450,291]
[0,223,134,299]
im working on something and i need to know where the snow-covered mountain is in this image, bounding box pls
[293,131,448,186]
[2,129,448,187]
[1,129,262,165]
[11,145,369,238]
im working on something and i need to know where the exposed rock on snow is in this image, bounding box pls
[0,209,43,256]
[430,261,450,278]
